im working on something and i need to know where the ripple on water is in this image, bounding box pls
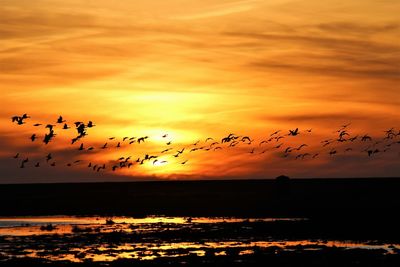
[0,216,398,263]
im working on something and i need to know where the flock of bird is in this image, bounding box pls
[9,114,400,173]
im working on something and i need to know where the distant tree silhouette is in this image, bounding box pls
[276,175,290,182]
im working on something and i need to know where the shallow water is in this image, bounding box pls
[0,216,398,263]
[0,216,302,236]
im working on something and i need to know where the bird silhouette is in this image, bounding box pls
[20,163,25,169]
[322,140,333,147]
[229,141,239,147]
[210,142,219,147]
[241,136,251,143]
[11,114,30,125]
[43,130,56,144]
[270,130,281,137]
[259,140,268,146]
[138,136,148,143]
[22,158,29,164]
[221,133,236,143]
[221,137,230,143]
[274,143,283,149]
[10,115,400,173]
[361,135,372,142]
[349,136,358,142]
[284,147,293,153]
[56,116,66,124]
[367,149,380,156]
[296,144,307,150]
[192,140,200,146]
[329,149,337,156]
[76,123,86,137]
[339,130,349,138]
[46,124,55,131]
[288,128,299,136]
[335,123,351,133]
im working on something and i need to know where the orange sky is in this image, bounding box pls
[1,0,400,183]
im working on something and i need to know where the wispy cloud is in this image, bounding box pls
[1,0,400,182]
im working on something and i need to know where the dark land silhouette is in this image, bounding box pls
[1,178,399,219]
[1,178,400,267]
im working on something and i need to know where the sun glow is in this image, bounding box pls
[1,0,400,182]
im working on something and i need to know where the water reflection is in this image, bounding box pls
[0,216,398,263]
[12,240,400,263]
[0,216,304,236]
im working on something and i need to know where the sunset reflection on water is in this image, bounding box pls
[0,216,398,263]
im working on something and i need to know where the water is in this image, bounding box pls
[0,216,302,236]
[0,216,398,263]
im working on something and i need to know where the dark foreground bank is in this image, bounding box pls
[1,178,399,218]
[1,178,400,240]
[1,178,400,266]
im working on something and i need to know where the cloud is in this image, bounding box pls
[314,22,399,36]
[173,0,261,20]
[1,0,400,182]
[260,113,369,123]
[220,31,400,80]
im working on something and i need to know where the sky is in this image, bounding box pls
[1,0,400,183]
